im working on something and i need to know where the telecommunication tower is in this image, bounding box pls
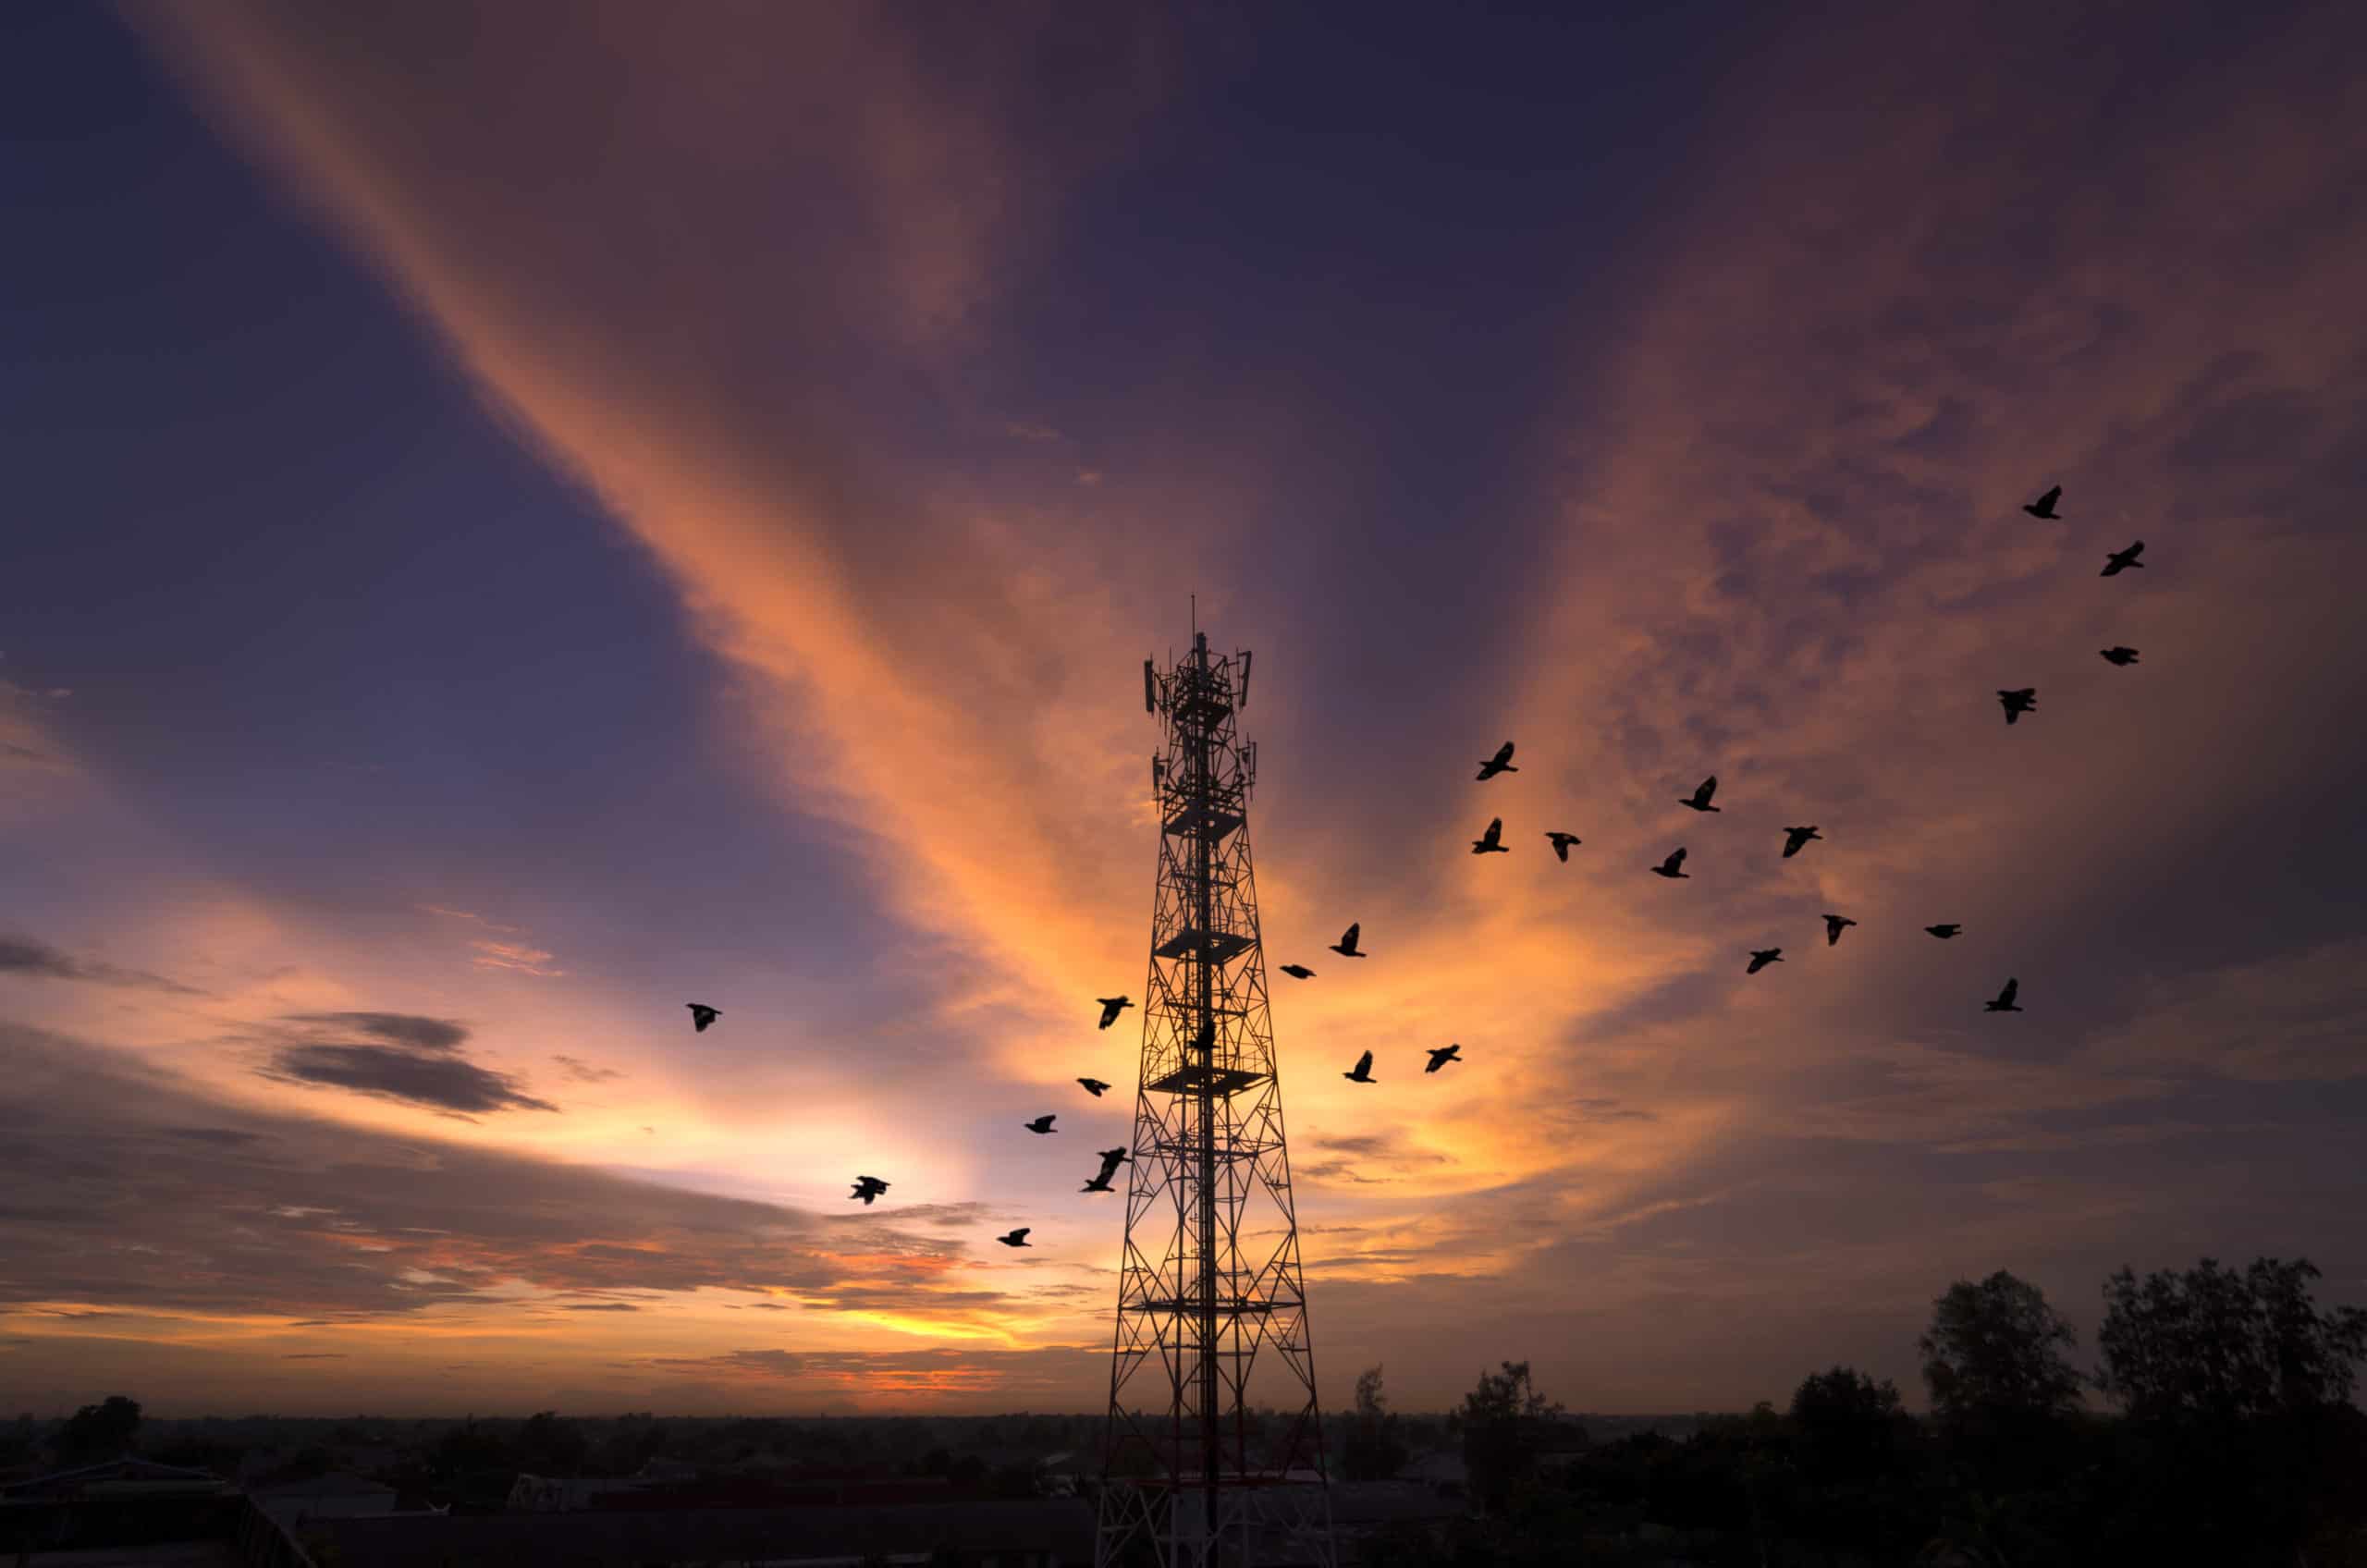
[1095,630,1335,1568]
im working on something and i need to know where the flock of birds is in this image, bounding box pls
[674,485,2137,1247]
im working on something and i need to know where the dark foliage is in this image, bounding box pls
[1786,1366,1910,1486]
[55,1395,141,1466]
[1919,1269,2084,1424]
[2098,1256,2367,1422]
[1455,1360,1572,1515]
[513,1410,589,1476]
[1354,1257,2367,1567]
[1343,1364,1411,1481]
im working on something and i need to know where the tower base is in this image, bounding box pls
[1095,1475,1338,1568]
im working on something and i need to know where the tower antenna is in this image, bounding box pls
[1098,630,1333,1566]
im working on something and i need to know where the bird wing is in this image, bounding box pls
[1670,847,1686,867]
[1492,742,1514,766]
[1012,1228,1029,1242]
[1354,1050,1372,1073]
[2039,486,2059,508]
[1487,816,1502,839]
[1699,775,1717,802]
[1341,922,1359,949]
[2000,978,2017,1005]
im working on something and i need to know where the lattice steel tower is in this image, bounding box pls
[1096,630,1335,1568]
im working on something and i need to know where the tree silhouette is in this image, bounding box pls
[2097,1256,2367,1422]
[430,1417,512,1478]
[1457,1360,1565,1514]
[1919,1269,2083,1424]
[514,1410,588,1476]
[1342,1364,1408,1481]
[56,1395,141,1465]
[1788,1366,1907,1485]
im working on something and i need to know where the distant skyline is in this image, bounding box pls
[4,0,2365,1416]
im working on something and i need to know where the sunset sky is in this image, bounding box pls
[5,0,2364,1419]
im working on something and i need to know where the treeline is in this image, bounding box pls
[1346,1255,2367,1566]
[1,1404,1111,1505]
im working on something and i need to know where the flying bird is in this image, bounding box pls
[1823,913,1857,947]
[1678,776,1721,813]
[1425,1044,1462,1073]
[1747,948,1783,974]
[1545,831,1582,862]
[2023,485,2063,520]
[1024,1115,1058,1134]
[1998,688,2037,725]
[1651,847,1690,879]
[1477,741,1518,781]
[1076,1077,1112,1098]
[1926,924,1962,939]
[686,1003,719,1033]
[2100,646,2140,666]
[1280,963,1315,979]
[997,1229,1031,1248]
[2102,540,2145,576]
[1343,1050,1376,1084]
[1330,924,1366,959]
[1471,817,1510,854]
[1984,977,2023,1013]
[849,1176,889,1205]
[1096,996,1134,1029]
[1083,1146,1131,1192]
[1782,826,1821,859]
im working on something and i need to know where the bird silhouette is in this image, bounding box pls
[1280,963,1315,979]
[1076,1077,1112,1098]
[2023,485,2063,520]
[1679,776,1721,812]
[849,1176,889,1205]
[1782,826,1821,859]
[1477,741,1518,781]
[1747,948,1783,974]
[2100,646,2140,667]
[1926,924,1962,939]
[1545,831,1582,862]
[2102,540,2145,576]
[1425,1043,1462,1072]
[1330,924,1366,959]
[1471,817,1510,854]
[1651,847,1690,879]
[1343,1050,1376,1084]
[1823,913,1857,947]
[1998,688,2037,726]
[1024,1115,1057,1134]
[997,1229,1031,1247]
[1984,976,2023,1012]
[1082,1146,1131,1192]
[1095,996,1134,1029]
[686,1003,719,1033]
